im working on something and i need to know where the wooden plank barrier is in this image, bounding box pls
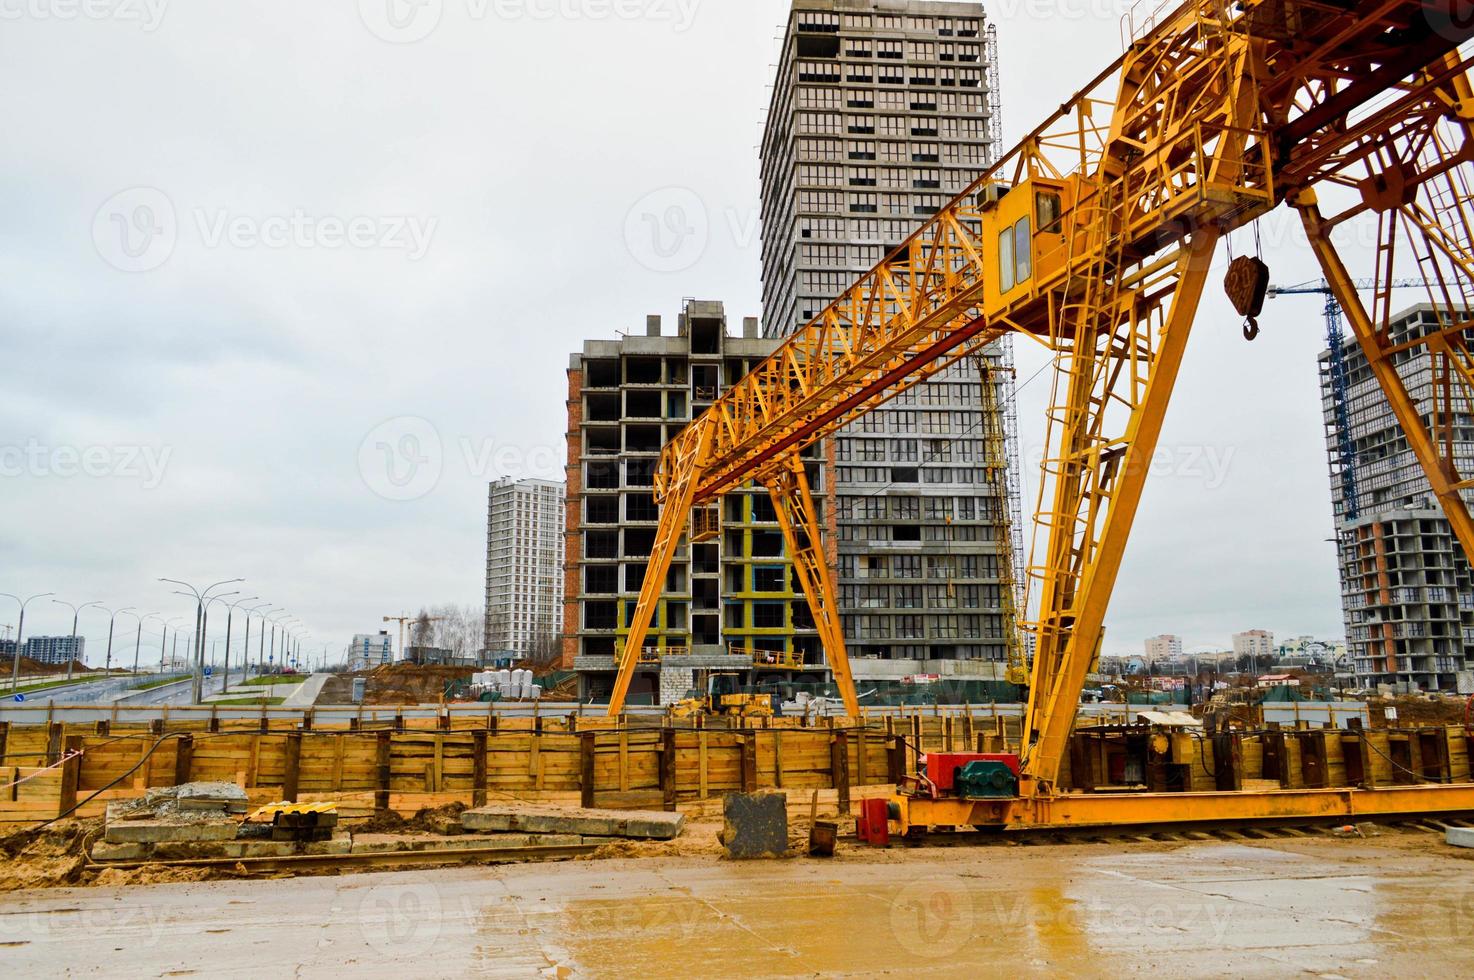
[1,718,1467,824]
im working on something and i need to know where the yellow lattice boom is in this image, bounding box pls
[609,0,1474,804]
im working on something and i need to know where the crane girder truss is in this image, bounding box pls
[608,0,1474,798]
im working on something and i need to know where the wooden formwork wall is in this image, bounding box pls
[0,715,932,824]
[1061,725,1474,794]
[10,713,1459,825]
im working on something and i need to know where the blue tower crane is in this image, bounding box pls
[1267,278,1432,521]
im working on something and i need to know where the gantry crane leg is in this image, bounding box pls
[606,427,713,717]
[1297,196,1474,561]
[1022,231,1221,793]
[759,454,860,718]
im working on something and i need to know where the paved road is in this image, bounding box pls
[6,669,252,707]
[3,837,1473,977]
[112,668,253,706]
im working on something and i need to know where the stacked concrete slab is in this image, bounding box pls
[461,804,685,840]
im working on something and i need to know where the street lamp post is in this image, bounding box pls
[164,617,186,673]
[254,606,281,674]
[1,592,55,694]
[159,577,244,704]
[239,603,271,686]
[199,594,233,696]
[284,619,301,670]
[127,612,159,676]
[100,606,136,675]
[267,613,294,672]
[51,598,102,682]
[215,596,257,696]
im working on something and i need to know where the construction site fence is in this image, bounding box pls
[0,712,932,825]
[2,704,1466,825]
[0,700,1142,730]
[0,699,1373,729]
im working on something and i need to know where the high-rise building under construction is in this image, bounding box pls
[1321,304,1474,692]
[759,0,1024,681]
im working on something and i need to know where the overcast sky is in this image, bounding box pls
[0,0,1360,664]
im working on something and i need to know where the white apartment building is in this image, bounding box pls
[350,632,394,667]
[485,478,565,657]
[1144,634,1183,663]
[1233,630,1275,670]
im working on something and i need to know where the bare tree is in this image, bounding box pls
[410,609,435,655]
[525,633,563,671]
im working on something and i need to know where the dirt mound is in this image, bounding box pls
[350,802,468,836]
[362,665,476,705]
[0,819,102,891]
[1370,695,1473,727]
[6,656,96,676]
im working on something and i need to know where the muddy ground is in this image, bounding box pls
[4,800,1470,896]
[5,831,1474,977]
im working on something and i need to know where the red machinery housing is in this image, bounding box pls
[919,753,1021,796]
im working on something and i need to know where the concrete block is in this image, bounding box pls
[151,841,233,861]
[232,841,299,859]
[349,833,584,855]
[1447,827,1474,849]
[104,820,239,845]
[720,792,789,860]
[90,840,152,862]
[462,805,684,840]
[302,833,353,856]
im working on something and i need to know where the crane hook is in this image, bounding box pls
[1224,255,1270,343]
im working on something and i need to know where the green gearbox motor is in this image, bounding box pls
[954,760,1019,799]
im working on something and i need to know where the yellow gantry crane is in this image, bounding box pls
[608,0,1474,827]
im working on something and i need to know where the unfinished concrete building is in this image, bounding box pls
[563,301,825,704]
[484,478,565,659]
[1321,303,1474,691]
[759,0,1023,682]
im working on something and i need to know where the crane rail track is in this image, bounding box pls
[882,815,1474,849]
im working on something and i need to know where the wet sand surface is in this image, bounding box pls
[2,836,1472,977]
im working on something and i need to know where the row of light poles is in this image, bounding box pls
[3,581,312,703]
[1,591,198,695]
[158,578,309,703]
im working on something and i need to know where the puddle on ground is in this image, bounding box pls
[461,844,1474,977]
